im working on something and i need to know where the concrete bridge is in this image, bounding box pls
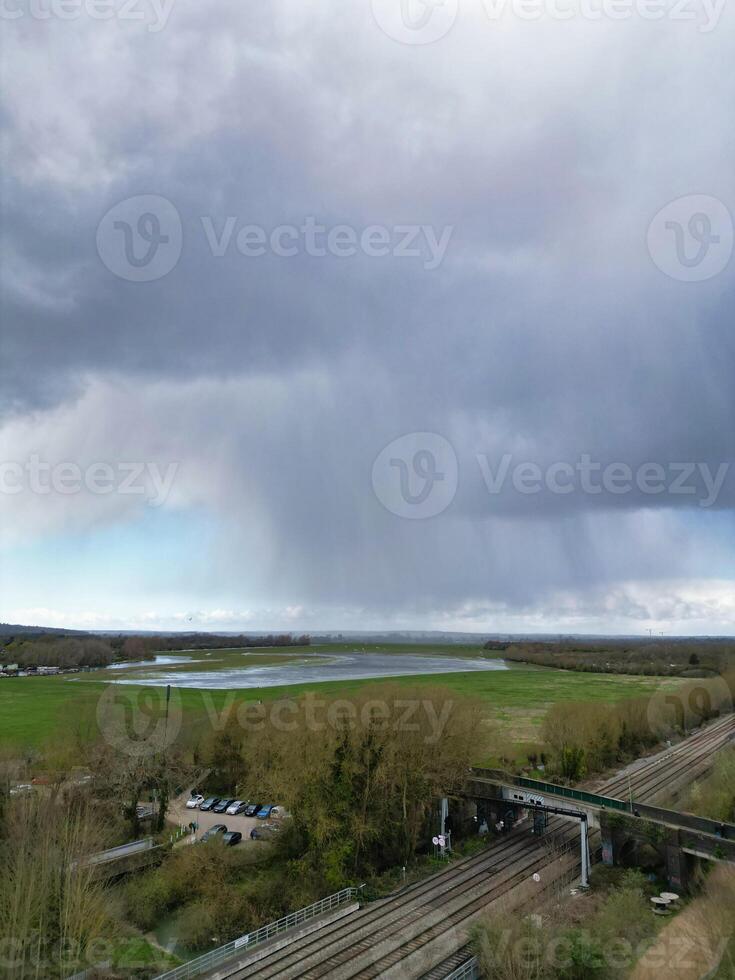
[83,836,168,881]
[464,768,735,890]
[598,811,735,890]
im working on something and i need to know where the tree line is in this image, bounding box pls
[540,674,735,781]
[117,685,488,947]
[491,638,735,677]
[1,636,120,669]
[0,680,488,969]
[199,684,486,888]
[0,631,311,669]
[146,632,311,652]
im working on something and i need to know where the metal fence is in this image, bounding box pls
[513,776,631,813]
[65,963,112,980]
[443,955,480,980]
[85,837,155,865]
[153,886,359,980]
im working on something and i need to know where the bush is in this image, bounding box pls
[541,696,664,782]
[684,748,735,822]
[556,928,607,978]
[472,869,658,980]
[176,901,217,949]
[594,873,652,953]
[472,913,555,980]
[124,872,177,931]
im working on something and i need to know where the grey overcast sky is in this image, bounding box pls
[1,0,734,634]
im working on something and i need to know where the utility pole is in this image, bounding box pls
[506,799,593,890]
[162,683,171,759]
[440,797,448,838]
[158,684,172,831]
[580,815,590,888]
[628,771,633,813]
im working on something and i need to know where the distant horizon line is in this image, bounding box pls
[2,622,734,641]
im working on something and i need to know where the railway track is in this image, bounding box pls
[220,713,735,980]
[418,713,735,980]
[240,832,572,979]
[597,712,734,801]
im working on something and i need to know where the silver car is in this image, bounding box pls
[226,799,247,815]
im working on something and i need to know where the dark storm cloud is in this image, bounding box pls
[1,0,734,628]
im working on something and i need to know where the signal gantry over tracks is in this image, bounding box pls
[190,713,735,980]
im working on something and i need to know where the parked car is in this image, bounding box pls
[200,824,227,842]
[213,798,234,814]
[222,831,242,846]
[9,784,33,796]
[186,793,205,809]
[226,800,248,815]
[244,802,262,817]
[199,797,220,812]
[256,805,274,819]
[250,823,281,840]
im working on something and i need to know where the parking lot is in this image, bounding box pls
[168,792,281,843]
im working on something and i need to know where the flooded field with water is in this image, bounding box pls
[108,650,510,689]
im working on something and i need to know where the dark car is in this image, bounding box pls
[213,798,234,814]
[222,831,242,846]
[199,797,220,812]
[250,823,281,840]
[200,824,227,842]
[244,802,262,817]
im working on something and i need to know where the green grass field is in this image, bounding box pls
[0,643,680,754]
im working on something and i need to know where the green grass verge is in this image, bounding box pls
[0,643,679,753]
